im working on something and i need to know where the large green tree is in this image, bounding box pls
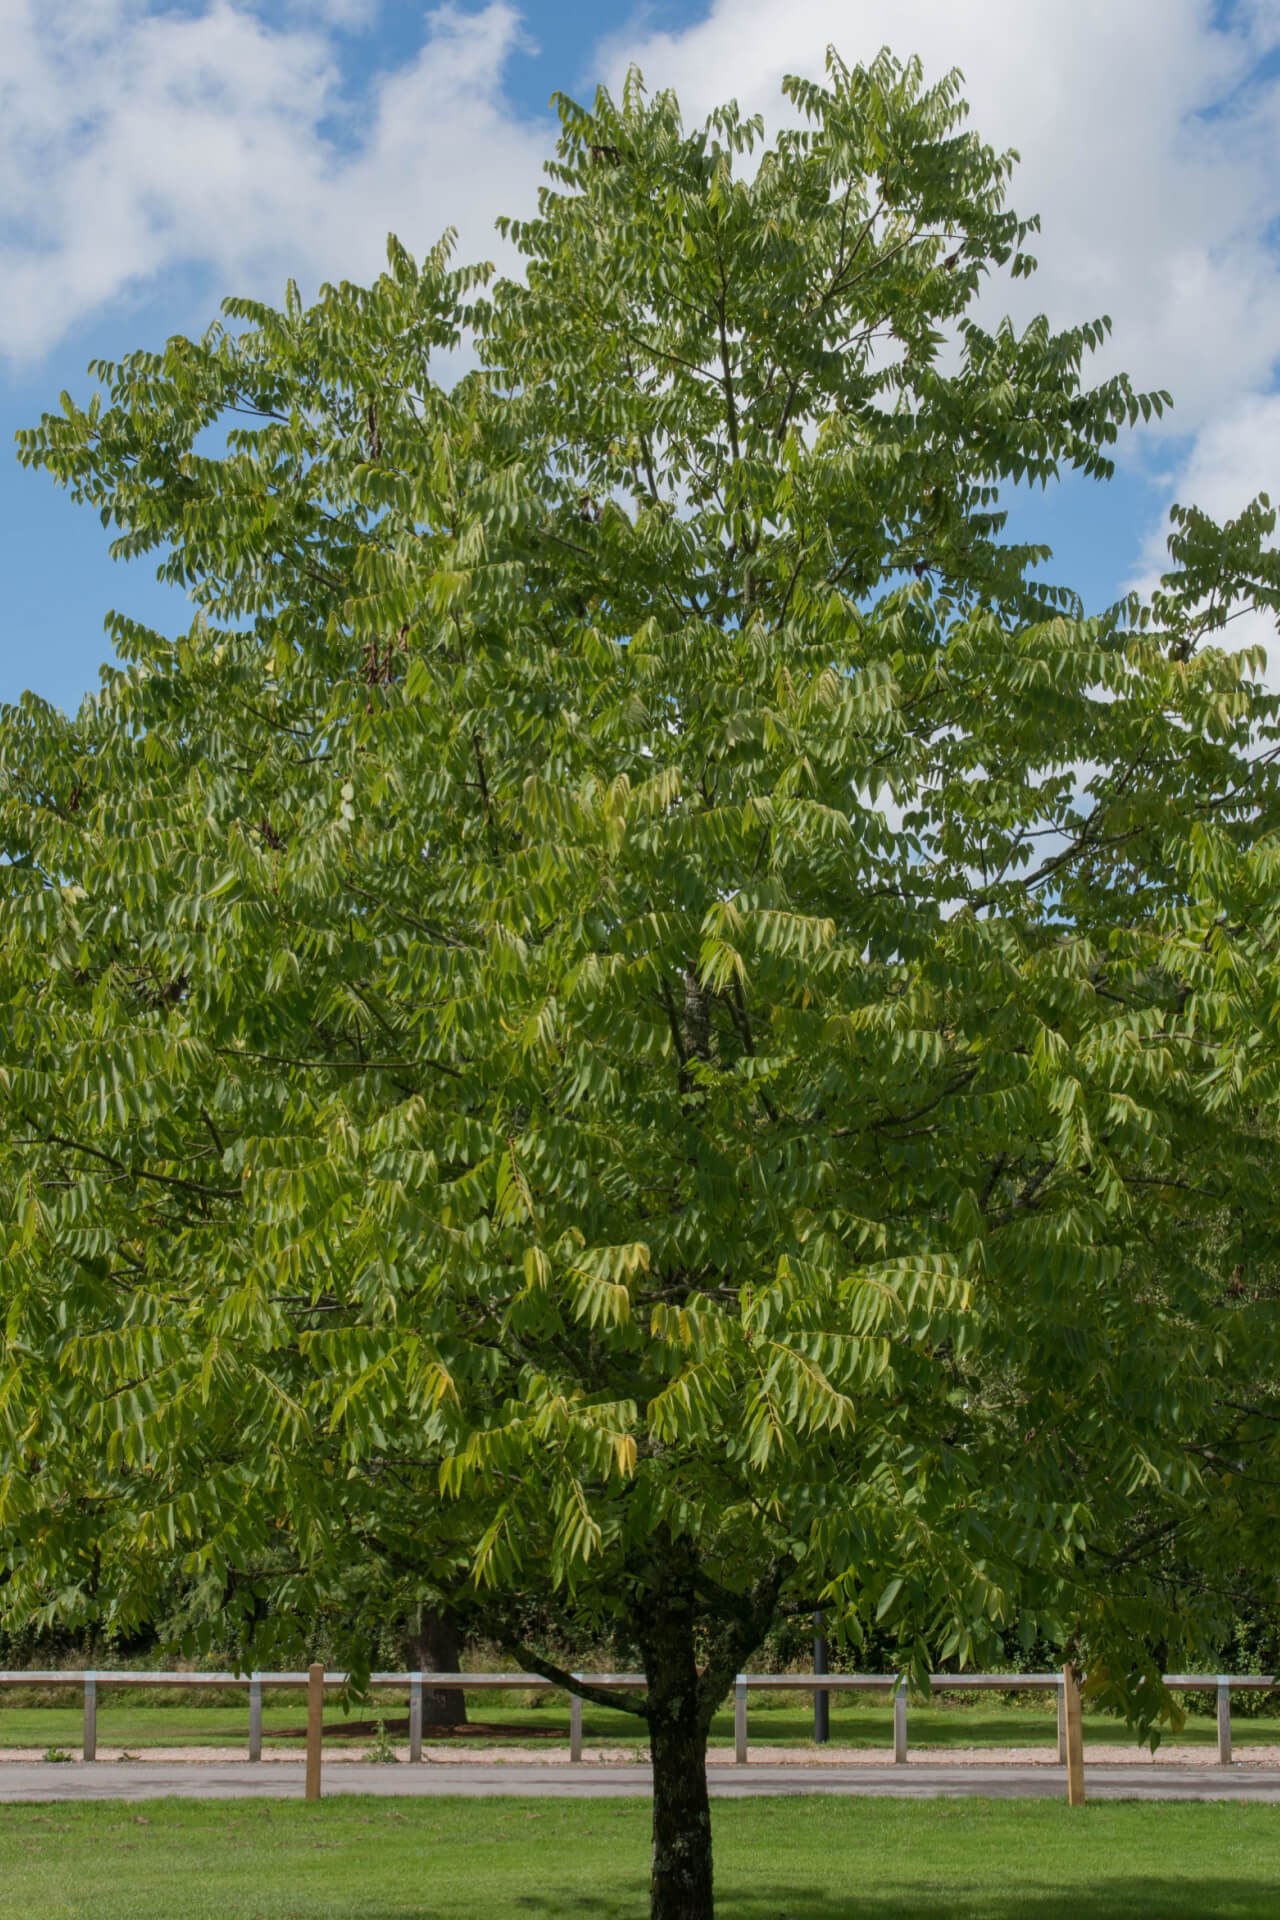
[4,49,1280,1920]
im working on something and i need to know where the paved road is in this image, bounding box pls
[5,1761,1280,1803]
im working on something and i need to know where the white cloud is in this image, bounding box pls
[0,1,548,362]
[1156,393,1280,526]
[601,0,1280,441]
[7,0,1278,438]
[1128,393,1280,686]
[601,0,1280,672]
[2,0,1277,672]
[278,0,379,24]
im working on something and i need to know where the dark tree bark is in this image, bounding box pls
[648,1701,715,1920]
[488,1546,787,1920]
[397,1607,468,1726]
[635,1546,716,1920]
[630,1541,792,1920]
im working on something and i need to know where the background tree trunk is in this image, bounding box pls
[397,1608,468,1726]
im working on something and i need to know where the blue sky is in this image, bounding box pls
[3,0,1278,714]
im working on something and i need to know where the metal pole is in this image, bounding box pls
[83,1673,97,1762]
[570,1689,583,1763]
[813,1613,830,1745]
[249,1674,262,1762]
[304,1664,323,1801]
[734,1677,748,1764]
[893,1680,907,1764]
[409,1673,423,1764]
[1217,1677,1232,1768]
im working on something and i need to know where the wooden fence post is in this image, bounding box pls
[249,1674,263,1762]
[304,1664,323,1801]
[1217,1678,1232,1768]
[893,1680,908,1765]
[569,1686,584,1763]
[734,1678,747,1765]
[1063,1663,1085,1806]
[1056,1677,1067,1765]
[409,1673,423,1764]
[82,1673,97,1762]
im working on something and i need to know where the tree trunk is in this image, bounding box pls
[398,1608,468,1726]
[637,1551,716,1920]
[649,1704,715,1920]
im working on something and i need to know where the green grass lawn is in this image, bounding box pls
[2,1796,1278,1918]
[2,1692,1275,1752]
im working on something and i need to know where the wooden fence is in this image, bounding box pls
[2,1665,1273,1798]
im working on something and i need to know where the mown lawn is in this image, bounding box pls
[2,1796,1278,1918]
[3,1692,1274,1752]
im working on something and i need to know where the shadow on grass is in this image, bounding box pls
[721,1884,1276,1919]
[7,1796,1275,1920]
[332,1890,1277,1920]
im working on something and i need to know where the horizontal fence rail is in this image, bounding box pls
[1,1669,1274,1772]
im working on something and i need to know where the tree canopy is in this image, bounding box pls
[3,47,1280,1920]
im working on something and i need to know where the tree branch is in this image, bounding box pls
[506,1642,649,1722]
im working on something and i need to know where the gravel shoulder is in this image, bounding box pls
[6,1741,1278,1767]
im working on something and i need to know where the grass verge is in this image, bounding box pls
[2,1698,1274,1751]
[2,1795,1279,1917]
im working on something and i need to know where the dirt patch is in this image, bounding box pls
[724,1742,1280,1769]
[268,1717,561,1743]
[5,1741,1280,1768]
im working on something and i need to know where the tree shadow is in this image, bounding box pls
[708,1882,1280,1919]
[341,1882,1280,1920]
